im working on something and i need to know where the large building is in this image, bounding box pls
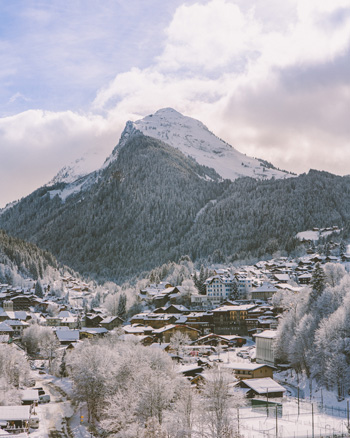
[205,274,236,305]
[254,330,277,366]
[212,304,257,335]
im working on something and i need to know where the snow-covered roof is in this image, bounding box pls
[153,324,199,334]
[0,406,31,421]
[212,304,256,312]
[80,327,108,335]
[100,315,122,324]
[55,329,80,342]
[21,389,39,401]
[241,377,286,394]
[0,322,13,332]
[123,325,154,334]
[254,330,277,339]
[253,282,278,293]
[4,319,27,327]
[223,363,275,371]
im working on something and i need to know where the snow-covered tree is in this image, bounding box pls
[34,281,44,298]
[323,263,346,288]
[310,263,326,302]
[170,332,191,356]
[117,293,127,320]
[201,368,242,438]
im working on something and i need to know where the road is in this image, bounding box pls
[29,370,73,438]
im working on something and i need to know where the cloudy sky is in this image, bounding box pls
[0,0,349,207]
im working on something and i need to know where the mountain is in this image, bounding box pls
[51,108,293,187]
[0,228,59,283]
[0,134,225,280]
[123,108,293,181]
[1,110,349,282]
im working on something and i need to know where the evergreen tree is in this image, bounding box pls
[117,293,127,320]
[197,265,207,295]
[310,263,326,302]
[229,282,239,301]
[59,351,67,379]
[340,240,347,255]
[34,281,44,298]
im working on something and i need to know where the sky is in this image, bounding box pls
[0,0,349,207]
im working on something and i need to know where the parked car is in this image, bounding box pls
[34,387,45,395]
[39,394,50,404]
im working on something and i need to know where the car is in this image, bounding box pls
[33,387,45,395]
[39,370,46,374]
[39,394,51,404]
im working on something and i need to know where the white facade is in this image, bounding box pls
[205,275,235,306]
[254,330,277,366]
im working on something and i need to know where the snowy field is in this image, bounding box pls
[22,343,350,438]
[194,345,350,438]
[238,399,349,438]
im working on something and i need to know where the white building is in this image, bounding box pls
[254,330,277,366]
[205,274,235,306]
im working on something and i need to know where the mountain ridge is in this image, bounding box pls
[48,108,294,192]
[0,129,349,282]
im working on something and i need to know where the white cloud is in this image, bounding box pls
[93,0,350,177]
[0,109,125,207]
[1,0,350,207]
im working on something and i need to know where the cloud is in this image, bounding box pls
[93,0,350,177]
[1,0,350,207]
[0,109,125,207]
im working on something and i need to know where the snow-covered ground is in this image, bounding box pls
[296,228,341,242]
[181,344,350,438]
[28,368,92,438]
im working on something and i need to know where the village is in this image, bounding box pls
[1,233,350,438]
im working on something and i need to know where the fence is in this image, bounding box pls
[237,398,350,438]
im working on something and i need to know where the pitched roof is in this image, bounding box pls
[0,322,13,332]
[240,377,286,394]
[0,405,31,421]
[223,363,275,371]
[55,329,80,342]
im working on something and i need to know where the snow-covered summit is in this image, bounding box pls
[48,151,105,185]
[47,107,294,200]
[130,108,293,181]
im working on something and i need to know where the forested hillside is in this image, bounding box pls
[0,229,59,283]
[275,264,350,399]
[187,170,350,261]
[1,131,350,283]
[0,134,224,281]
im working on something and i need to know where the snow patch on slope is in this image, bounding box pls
[48,151,104,185]
[132,108,293,181]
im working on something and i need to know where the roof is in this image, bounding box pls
[0,405,31,421]
[4,319,27,327]
[123,325,154,334]
[212,304,256,312]
[196,333,243,342]
[0,322,13,332]
[80,327,108,335]
[223,363,275,371]
[253,282,278,293]
[153,324,200,334]
[254,330,277,339]
[100,315,122,324]
[240,377,286,394]
[55,329,80,342]
[21,389,39,401]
